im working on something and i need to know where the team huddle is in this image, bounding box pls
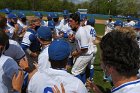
[0,8,140,93]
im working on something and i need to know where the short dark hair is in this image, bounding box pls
[0,30,9,46]
[100,31,140,77]
[0,14,7,29]
[49,58,68,69]
[70,13,80,24]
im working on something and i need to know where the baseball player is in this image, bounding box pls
[114,20,123,30]
[46,13,53,26]
[6,13,19,39]
[80,14,88,26]
[0,30,20,93]
[21,18,41,62]
[27,39,88,93]
[123,16,135,27]
[34,12,47,26]
[87,31,140,93]
[69,13,94,84]
[17,12,28,42]
[83,17,97,80]
[104,16,114,35]
[0,14,26,63]
[52,13,63,38]
[37,26,52,71]
[60,10,71,38]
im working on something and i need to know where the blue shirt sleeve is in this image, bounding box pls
[20,44,29,51]
[29,34,36,42]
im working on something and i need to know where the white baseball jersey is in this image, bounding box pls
[4,39,25,62]
[0,55,19,93]
[71,26,94,75]
[83,25,97,54]
[28,68,87,93]
[123,21,135,27]
[105,20,114,35]
[83,25,97,65]
[6,22,15,38]
[111,79,140,93]
[17,19,27,34]
[38,45,51,71]
[21,31,34,47]
[41,20,47,26]
[60,19,71,33]
[0,83,8,93]
[55,21,63,37]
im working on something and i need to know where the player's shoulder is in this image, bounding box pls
[9,39,18,45]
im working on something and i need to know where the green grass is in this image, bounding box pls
[95,24,105,36]
[92,24,112,93]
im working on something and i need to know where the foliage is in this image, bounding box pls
[0,0,139,16]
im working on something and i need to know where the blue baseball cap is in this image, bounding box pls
[63,10,69,16]
[134,21,140,29]
[75,11,80,16]
[7,13,17,19]
[114,20,123,27]
[80,14,87,21]
[48,39,71,61]
[3,8,11,14]
[87,17,95,26]
[48,21,55,29]
[37,26,52,40]
[47,13,52,19]
[52,13,59,18]
[17,12,26,18]
[35,12,43,18]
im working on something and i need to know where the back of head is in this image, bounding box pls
[0,30,9,46]
[7,13,17,19]
[0,14,7,29]
[100,31,140,77]
[87,17,95,27]
[17,12,26,19]
[80,14,87,21]
[63,10,69,16]
[48,39,71,69]
[114,20,123,27]
[48,20,55,29]
[35,12,43,19]
[37,26,52,41]
[47,13,53,21]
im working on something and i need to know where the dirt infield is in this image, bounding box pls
[95,19,106,24]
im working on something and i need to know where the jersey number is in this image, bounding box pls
[90,29,96,37]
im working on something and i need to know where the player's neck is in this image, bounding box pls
[28,69,38,81]
[113,75,137,87]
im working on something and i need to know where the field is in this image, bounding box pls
[92,23,112,93]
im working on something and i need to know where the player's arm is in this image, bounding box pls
[93,36,102,45]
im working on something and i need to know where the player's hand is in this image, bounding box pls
[72,50,79,57]
[68,34,75,42]
[86,79,103,93]
[4,29,9,33]
[30,52,38,58]
[19,57,29,70]
[14,24,19,31]
[52,83,65,93]
[12,70,24,93]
